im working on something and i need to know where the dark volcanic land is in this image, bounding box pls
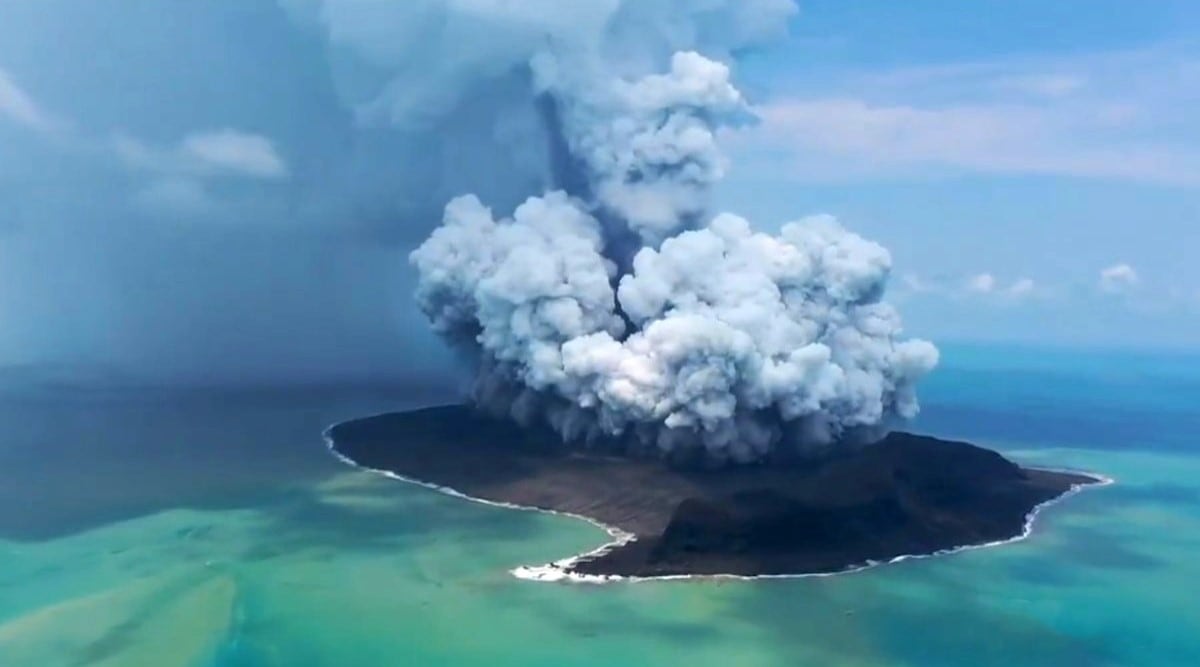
[326,405,1102,579]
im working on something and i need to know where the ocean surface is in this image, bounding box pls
[1,344,1198,666]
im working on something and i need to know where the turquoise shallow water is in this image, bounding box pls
[1,345,1198,666]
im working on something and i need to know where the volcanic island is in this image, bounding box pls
[327,405,1104,580]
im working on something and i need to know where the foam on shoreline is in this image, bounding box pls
[323,419,1113,584]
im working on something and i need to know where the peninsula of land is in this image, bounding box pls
[326,405,1102,579]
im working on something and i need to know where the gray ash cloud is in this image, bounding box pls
[394,1,938,462]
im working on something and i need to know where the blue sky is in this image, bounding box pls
[0,1,1195,387]
[718,0,1200,348]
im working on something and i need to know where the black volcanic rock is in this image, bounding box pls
[327,405,1102,578]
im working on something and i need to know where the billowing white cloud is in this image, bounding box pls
[406,8,938,463]
[0,67,54,133]
[1100,263,1139,292]
[415,198,937,462]
[534,50,747,244]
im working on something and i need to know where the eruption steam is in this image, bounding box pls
[401,1,938,463]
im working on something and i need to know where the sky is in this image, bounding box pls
[719,0,1200,348]
[0,0,1196,389]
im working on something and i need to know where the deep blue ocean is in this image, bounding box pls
[1,343,1198,666]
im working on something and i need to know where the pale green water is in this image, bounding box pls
[2,348,1199,666]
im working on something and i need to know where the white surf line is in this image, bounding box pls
[322,420,1113,585]
[321,421,637,576]
[513,467,1114,584]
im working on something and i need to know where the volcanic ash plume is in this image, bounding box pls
[409,13,938,464]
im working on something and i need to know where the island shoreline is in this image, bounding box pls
[321,408,1112,584]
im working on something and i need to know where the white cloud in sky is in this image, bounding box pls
[993,73,1087,98]
[902,269,1042,302]
[0,67,54,133]
[728,45,1200,186]
[1099,263,1139,292]
[112,135,164,169]
[899,272,933,293]
[113,129,287,216]
[904,271,1038,301]
[1007,277,1036,297]
[115,129,288,181]
[739,98,1200,185]
[966,273,997,293]
[181,130,288,180]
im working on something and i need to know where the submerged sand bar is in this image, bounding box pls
[326,405,1103,579]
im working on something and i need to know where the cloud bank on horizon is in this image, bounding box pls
[386,0,937,461]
